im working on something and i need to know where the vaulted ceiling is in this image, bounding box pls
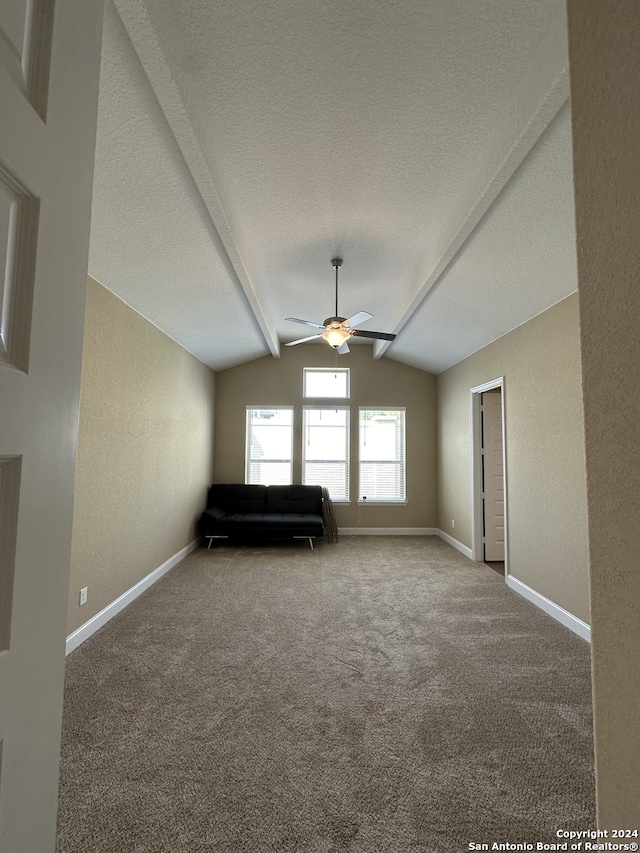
[88,0,577,374]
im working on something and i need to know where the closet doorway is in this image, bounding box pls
[470,379,507,580]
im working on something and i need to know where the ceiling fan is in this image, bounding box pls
[285,258,397,354]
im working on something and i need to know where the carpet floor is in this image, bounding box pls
[57,536,595,852]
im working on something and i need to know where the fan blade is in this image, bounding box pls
[345,310,373,328]
[285,317,325,330]
[337,340,350,355]
[285,334,323,346]
[351,329,397,341]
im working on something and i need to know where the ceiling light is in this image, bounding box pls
[322,327,351,348]
[285,258,397,354]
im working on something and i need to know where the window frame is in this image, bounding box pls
[245,406,294,486]
[303,367,350,399]
[358,408,407,504]
[302,405,350,502]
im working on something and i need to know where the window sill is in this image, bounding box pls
[357,500,408,506]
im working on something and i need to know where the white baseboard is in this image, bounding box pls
[507,575,591,643]
[339,527,438,536]
[437,529,473,559]
[65,539,199,655]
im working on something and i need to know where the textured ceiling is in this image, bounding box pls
[88,0,577,373]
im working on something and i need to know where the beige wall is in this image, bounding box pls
[568,0,640,824]
[67,278,215,634]
[437,294,590,623]
[214,344,437,529]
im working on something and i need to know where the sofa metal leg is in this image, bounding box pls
[309,537,314,550]
[205,535,228,549]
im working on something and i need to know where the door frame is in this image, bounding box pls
[470,377,508,579]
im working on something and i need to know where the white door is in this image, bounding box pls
[482,389,505,561]
[0,3,103,850]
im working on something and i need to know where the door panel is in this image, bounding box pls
[0,2,103,849]
[0,0,54,119]
[482,390,505,561]
[0,162,39,371]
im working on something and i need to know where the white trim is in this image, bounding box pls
[246,406,294,486]
[302,405,350,502]
[112,1,281,358]
[469,378,508,570]
[339,527,437,536]
[507,575,591,642]
[65,539,199,655]
[303,367,350,399]
[358,407,407,504]
[469,377,506,396]
[437,529,474,559]
[372,70,570,362]
[470,389,483,561]
[357,501,408,506]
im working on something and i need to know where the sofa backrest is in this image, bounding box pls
[207,484,267,513]
[265,485,323,514]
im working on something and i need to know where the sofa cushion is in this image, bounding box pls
[201,506,227,522]
[207,484,267,513]
[260,512,324,528]
[265,485,322,514]
[215,512,323,528]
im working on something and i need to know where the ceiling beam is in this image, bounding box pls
[113,0,281,358]
[375,47,570,359]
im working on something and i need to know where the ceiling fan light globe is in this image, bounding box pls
[323,328,351,348]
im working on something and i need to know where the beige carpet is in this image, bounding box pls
[57,536,595,852]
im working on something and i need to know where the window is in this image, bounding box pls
[303,368,350,399]
[245,407,293,485]
[302,407,349,501]
[359,409,406,502]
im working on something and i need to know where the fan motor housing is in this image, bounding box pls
[323,316,348,328]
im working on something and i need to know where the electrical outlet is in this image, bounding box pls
[79,587,88,606]
[451,519,455,529]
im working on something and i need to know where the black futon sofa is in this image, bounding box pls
[197,484,324,549]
